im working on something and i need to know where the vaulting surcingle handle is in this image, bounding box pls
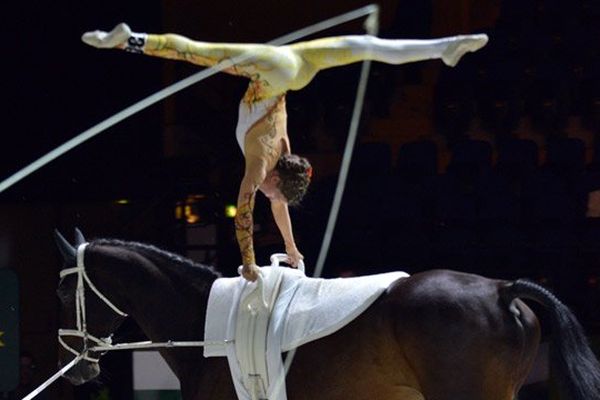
[270,253,305,273]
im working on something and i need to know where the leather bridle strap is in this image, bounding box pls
[57,243,127,363]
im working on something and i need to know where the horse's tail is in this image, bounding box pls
[500,279,600,400]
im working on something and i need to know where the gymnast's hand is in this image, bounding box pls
[241,264,261,282]
[285,244,304,268]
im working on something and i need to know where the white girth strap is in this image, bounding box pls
[235,262,287,400]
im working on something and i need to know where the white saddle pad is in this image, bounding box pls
[204,265,408,400]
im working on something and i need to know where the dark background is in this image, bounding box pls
[1,1,599,399]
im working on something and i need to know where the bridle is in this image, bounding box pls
[58,243,128,363]
[23,242,221,400]
[57,242,228,361]
[57,243,226,363]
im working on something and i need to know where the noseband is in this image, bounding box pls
[58,243,128,363]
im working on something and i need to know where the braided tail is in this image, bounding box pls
[501,279,600,400]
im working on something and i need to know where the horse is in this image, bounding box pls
[53,229,600,400]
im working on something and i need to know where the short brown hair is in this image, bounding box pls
[275,154,312,205]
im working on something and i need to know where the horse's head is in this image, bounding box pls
[54,228,127,385]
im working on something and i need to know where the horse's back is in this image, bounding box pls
[383,269,540,400]
[287,269,540,400]
[286,272,425,400]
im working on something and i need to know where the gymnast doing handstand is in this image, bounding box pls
[82,23,488,281]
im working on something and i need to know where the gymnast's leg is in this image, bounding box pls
[81,23,298,83]
[289,33,488,72]
[82,24,488,94]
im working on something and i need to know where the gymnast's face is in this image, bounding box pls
[260,171,287,203]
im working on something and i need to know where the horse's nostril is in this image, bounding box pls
[58,357,101,387]
[67,375,87,386]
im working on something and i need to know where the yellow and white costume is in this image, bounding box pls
[82,25,488,154]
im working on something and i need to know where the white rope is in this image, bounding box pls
[89,339,231,352]
[0,4,378,195]
[21,354,84,400]
[311,43,376,279]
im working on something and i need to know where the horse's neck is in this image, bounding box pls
[89,245,217,381]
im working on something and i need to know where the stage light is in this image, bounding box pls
[185,204,200,224]
[114,199,130,205]
[225,204,237,218]
[175,195,221,225]
[175,202,184,220]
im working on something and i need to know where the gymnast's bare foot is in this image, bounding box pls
[82,23,132,49]
[441,34,489,67]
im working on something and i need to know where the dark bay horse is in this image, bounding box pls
[54,230,600,400]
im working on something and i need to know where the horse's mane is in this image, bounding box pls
[91,238,222,284]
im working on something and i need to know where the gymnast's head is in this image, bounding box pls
[263,154,312,205]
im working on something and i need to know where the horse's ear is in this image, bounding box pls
[54,229,76,263]
[74,227,86,246]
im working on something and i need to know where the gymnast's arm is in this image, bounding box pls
[235,156,266,281]
[270,200,303,267]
